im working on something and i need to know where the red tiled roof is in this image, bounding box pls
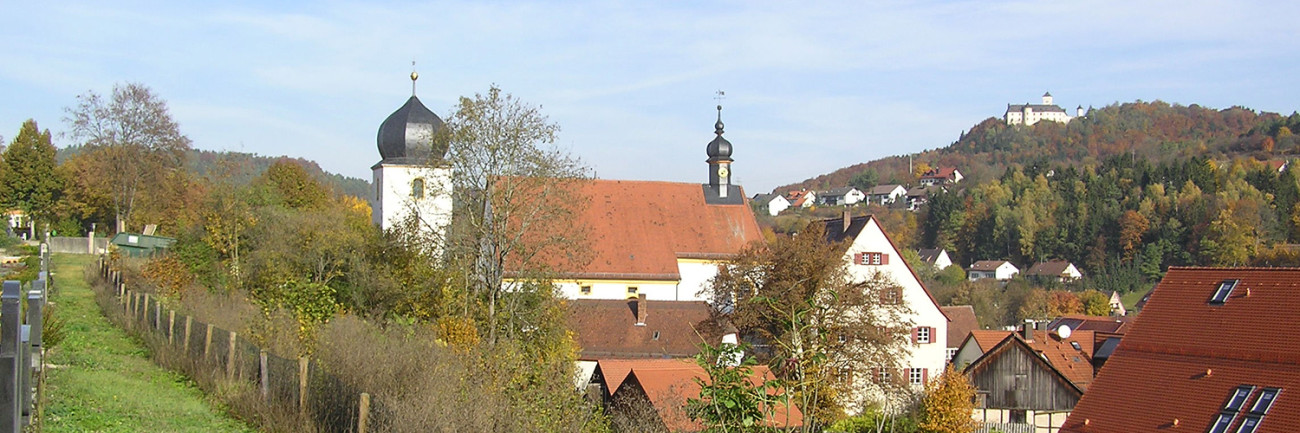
[921,167,958,179]
[1063,267,1300,432]
[522,179,762,279]
[1021,330,1096,389]
[568,299,714,359]
[970,330,1013,352]
[594,358,692,396]
[941,305,980,349]
[617,361,804,432]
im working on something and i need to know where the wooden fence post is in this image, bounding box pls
[153,301,161,330]
[203,324,214,360]
[183,316,192,354]
[259,350,269,400]
[167,311,176,344]
[298,357,308,415]
[226,332,237,380]
[358,392,371,433]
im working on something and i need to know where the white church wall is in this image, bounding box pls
[374,164,453,243]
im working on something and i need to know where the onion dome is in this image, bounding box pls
[706,105,732,159]
[377,72,446,164]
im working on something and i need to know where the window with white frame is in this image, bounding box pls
[916,327,931,344]
[946,348,957,362]
[909,368,924,386]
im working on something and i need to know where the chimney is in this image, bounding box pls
[1023,319,1035,341]
[842,210,851,233]
[635,293,648,326]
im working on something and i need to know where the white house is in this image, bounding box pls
[821,213,950,408]
[868,184,907,205]
[785,190,817,208]
[919,168,963,186]
[752,193,790,216]
[1024,260,1082,283]
[819,187,866,206]
[968,260,1019,281]
[917,248,953,270]
[1004,92,1082,126]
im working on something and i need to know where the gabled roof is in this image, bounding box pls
[868,184,905,195]
[817,214,950,322]
[568,299,715,359]
[821,186,860,197]
[1046,314,1132,334]
[785,190,814,207]
[968,330,1013,352]
[1062,267,1300,432]
[940,305,979,349]
[1025,260,1076,277]
[524,179,762,280]
[969,260,1013,271]
[612,360,804,431]
[967,329,1095,392]
[917,248,946,263]
[1006,103,1067,113]
[921,167,960,179]
[593,358,690,397]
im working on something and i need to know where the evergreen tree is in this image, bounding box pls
[0,120,64,233]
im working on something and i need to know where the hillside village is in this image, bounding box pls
[4,77,1300,433]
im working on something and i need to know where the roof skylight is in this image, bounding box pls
[1210,279,1240,304]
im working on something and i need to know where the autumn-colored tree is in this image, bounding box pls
[1045,290,1083,317]
[1077,290,1112,316]
[710,222,912,424]
[257,159,330,210]
[918,367,977,433]
[64,82,191,232]
[1117,210,1149,262]
[141,255,195,300]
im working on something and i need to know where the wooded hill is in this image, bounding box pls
[772,101,1300,284]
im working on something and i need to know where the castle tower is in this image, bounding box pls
[372,69,453,246]
[1042,91,1053,105]
[706,104,734,200]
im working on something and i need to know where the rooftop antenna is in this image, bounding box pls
[410,60,418,96]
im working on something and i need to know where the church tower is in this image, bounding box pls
[705,104,739,203]
[372,69,453,246]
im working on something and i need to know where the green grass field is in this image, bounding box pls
[42,254,254,433]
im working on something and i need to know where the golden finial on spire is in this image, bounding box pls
[410,61,418,96]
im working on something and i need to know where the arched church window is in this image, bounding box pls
[412,178,425,199]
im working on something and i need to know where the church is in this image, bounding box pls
[371,75,763,302]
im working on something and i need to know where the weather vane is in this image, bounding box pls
[714,90,726,107]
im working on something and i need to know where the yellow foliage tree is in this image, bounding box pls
[919,367,978,433]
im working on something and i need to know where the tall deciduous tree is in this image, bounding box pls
[918,367,977,433]
[64,82,190,232]
[0,120,63,234]
[442,85,591,345]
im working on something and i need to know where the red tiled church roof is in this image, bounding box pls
[532,179,761,280]
[1063,267,1300,432]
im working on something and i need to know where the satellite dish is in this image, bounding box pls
[1057,325,1072,339]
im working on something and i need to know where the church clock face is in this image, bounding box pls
[717,166,729,178]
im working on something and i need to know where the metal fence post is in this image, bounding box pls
[1,281,22,432]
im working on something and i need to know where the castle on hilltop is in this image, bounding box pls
[1005,92,1084,126]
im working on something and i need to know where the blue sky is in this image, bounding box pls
[3,1,1299,194]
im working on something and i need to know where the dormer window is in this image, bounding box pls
[412,178,426,199]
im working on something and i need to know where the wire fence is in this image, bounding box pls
[93,257,378,433]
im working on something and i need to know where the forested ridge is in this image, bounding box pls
[774,101,1300,276]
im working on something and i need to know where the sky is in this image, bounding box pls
[3,1,1299,194]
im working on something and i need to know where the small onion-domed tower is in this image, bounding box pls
[706,104,735,200]
[372,68,454,250]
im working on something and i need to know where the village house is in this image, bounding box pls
[940,305,979,363]
[818,186,866,206]
[919,167,963,186]
[951,330,1013,370]
[593,358,804,431]
[1063,267,1300,432]
[968,260,1019,281]
[965,324,1097,432]
[1024,260,1082,283]
[820,213,950,406]
[918,248,954,271]
[784,190,816,208]
[750,193,790,216]
[867,184,907,205]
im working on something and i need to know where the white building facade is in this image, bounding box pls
[1005,92,1082,126]
[372,74,454,246]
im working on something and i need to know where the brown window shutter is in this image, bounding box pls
[882,253,890,265]
[922,368,929,384]
[928,327,936,344]
[853,252,862,265]
[911,327,919,344]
